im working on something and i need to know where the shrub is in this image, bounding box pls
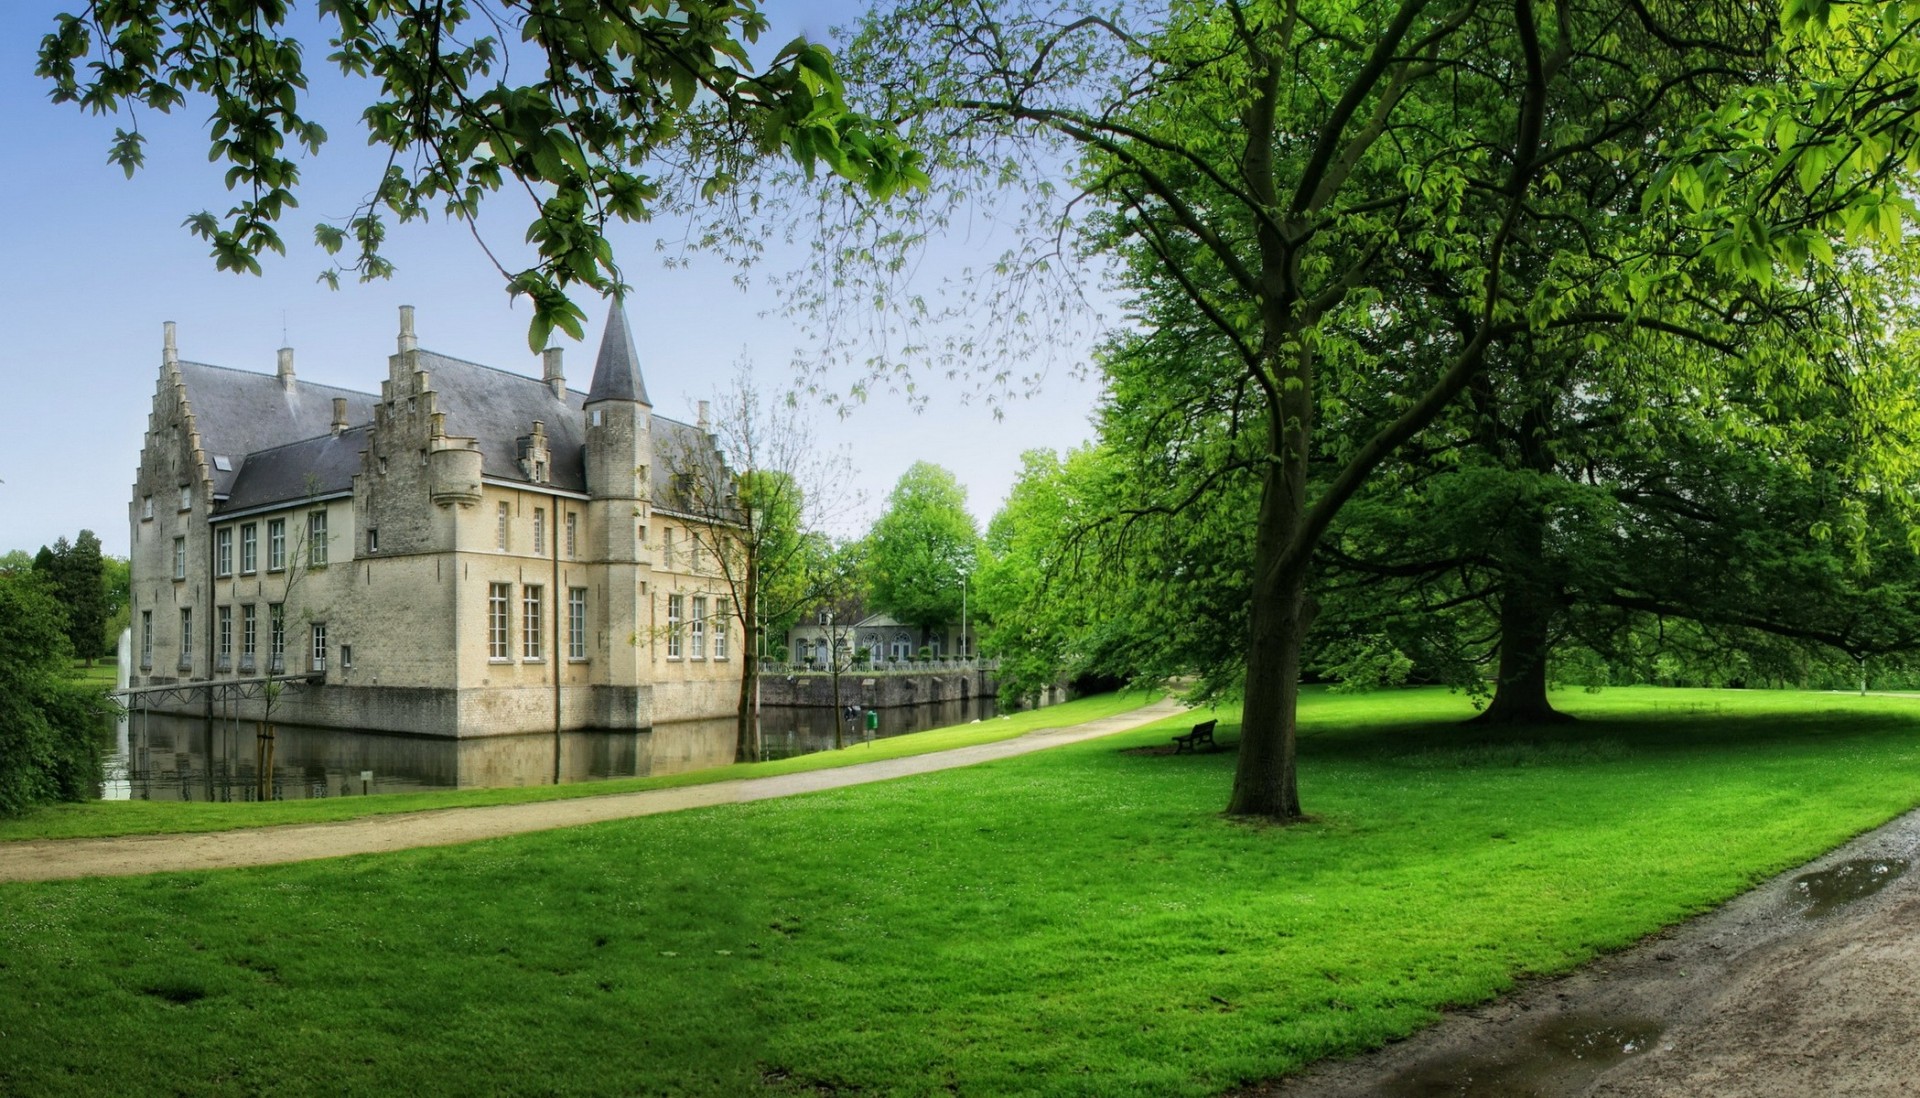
[0,572,108,815]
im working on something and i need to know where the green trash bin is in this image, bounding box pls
[865,709,879,733]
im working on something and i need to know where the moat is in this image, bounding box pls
[98,696,1003,802]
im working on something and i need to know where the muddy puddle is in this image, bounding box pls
[1791,858,1908,917]
[1384,1014,1663,1097]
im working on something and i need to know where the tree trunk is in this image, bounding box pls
[1473,567,1570,724]
[1227,458,1308,820]
[735,574,761,763]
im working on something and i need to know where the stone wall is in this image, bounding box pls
[759,669,1000,709]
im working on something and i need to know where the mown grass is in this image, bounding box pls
[4,686,1920,1097]
[0,690,1161,842]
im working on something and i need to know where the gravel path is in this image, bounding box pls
[1258,806,1920,1097]
[0,698,1190,883]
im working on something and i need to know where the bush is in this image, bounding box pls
[0,572,109,815]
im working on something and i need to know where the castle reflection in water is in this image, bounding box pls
[100,696,1001,802]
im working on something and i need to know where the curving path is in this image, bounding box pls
[0,698,1189,883]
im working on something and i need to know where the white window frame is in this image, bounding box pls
[497,501,510,551]
[522,585,544,660]
[714,599,729,660]
[240,523,257,574]
[217,605,232,670]
[269,603,285,673]
[268,519,286,571]
[241,604,257,672]
[568,587,587,660]
[488,583,511,661]
[179,607,193,668]
[565,512,578,559]
[533,507,545,555]
[172,537,186,580]
[691,595,707,659]
[178,485,191,511]
[311,621,327,673]
[308,509,329,567]
[666,593,683,658]
[215,528,233,577]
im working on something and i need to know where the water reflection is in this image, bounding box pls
[100,694,1001,801]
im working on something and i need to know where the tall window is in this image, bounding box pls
[217,606,232,670]
[140,611,152,669]
[141,495,153,520]
[568,588,587,660]
[179,608,193,668]
[172,537,186,580]
[666,593,683,658]
[522,585,544,659]
[179,485,192,511]
[267,518,286,571]
[690,538,702,575]
[496,501,510,551]
[215,528,233,576]
[488,583,511,660]
[714,599,730,660]
[241,604,257,671]
[269,603,285,672]
[308,510,329,566]
[533,508,546,555]
[311,622,328,672]
[240,523,257,573]
[690,595,707,658]
[663,527,675,568]
[565,512,578,559]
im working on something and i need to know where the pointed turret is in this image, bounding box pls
[586,300,651,406]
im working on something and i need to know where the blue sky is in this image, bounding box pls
[0,2,1103,558]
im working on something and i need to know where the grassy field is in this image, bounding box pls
[5,686,1920,1096]
[0,690,1161,842]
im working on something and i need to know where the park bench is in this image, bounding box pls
[1172,719,1218,753]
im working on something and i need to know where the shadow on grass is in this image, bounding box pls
[1167,703,1920,771]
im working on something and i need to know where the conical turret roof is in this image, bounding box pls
[586,300,651,405]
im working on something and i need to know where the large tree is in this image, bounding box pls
[35,1,923,348]
[810,0,1920,820]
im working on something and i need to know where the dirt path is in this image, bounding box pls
[0,698,1190,883]
[1258,807,1920,1097]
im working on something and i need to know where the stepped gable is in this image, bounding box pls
[176,360,377,498]
[586,299,651,405]
[221,427,370,513]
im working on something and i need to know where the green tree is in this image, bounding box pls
[36,1,924,348]
[101,554,132,660]
[816,0,1920,820]
[866,462,980,634]
[0,570,106,815]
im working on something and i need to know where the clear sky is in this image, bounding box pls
[0,2,1105,559]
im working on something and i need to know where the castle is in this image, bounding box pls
[126,304,742,739]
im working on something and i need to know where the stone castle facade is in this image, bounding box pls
[127,304,741,738]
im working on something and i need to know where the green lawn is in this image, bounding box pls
[4,686,1919,1096]
[0,690,1160,842]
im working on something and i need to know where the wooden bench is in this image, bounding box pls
[1172,719,1218,753]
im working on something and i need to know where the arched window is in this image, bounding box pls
[891,632,912,660]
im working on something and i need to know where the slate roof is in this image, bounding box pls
[177,361,378,499]
[587,301,650,405]
[221,427,370,514]
[183,333,719,515]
